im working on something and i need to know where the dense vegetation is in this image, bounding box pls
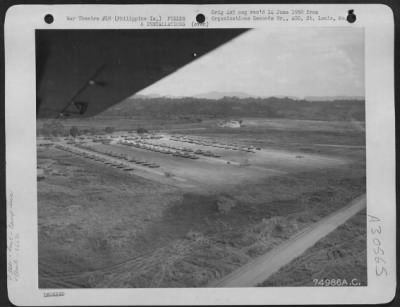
[37,121,114,137]
[101,96,365,122]
[37,96,365,136]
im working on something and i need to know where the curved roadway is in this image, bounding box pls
[210,194,366,287]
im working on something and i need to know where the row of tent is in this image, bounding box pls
[119,140,208,159]
[105,150,161,168]
[127,139,224,158]
[55,144,160,170]
[76,143,161,168]
[169,135,259,152]
[55,144,134,171]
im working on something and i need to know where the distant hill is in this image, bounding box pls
[134,92,253,100]
[193,91,252,100]
[100,96,365,122]
[135,93,363,101]
[134,94,162,99]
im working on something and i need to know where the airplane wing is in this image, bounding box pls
[36,29,248,118]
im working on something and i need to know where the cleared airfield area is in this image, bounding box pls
[37,117,366,288]
[67,133,346,189]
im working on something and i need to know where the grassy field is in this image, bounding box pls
[38,117,366,288]
[260,209,367,286]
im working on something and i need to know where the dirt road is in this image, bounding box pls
[210,194,366,287]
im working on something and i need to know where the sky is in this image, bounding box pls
[138,27,364,99]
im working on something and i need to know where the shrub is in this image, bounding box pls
[104,126,114,134]
[137,127,148,134]
[216,196,236,213]
[69,126,80,137]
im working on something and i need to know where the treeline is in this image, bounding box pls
[101,96,365,121]
[37,121,115,137]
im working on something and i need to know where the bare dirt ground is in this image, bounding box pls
[89,142,272,189]
[240,118,365,133]
[82,138,347,191]
[38,118,366,288]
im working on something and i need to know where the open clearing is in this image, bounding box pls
[38,117,366,288]
[65,133,348,190]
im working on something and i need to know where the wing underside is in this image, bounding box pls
[36,29,249,118]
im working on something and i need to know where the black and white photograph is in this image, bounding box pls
[4,4,396,305]
[36,26,367,288]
